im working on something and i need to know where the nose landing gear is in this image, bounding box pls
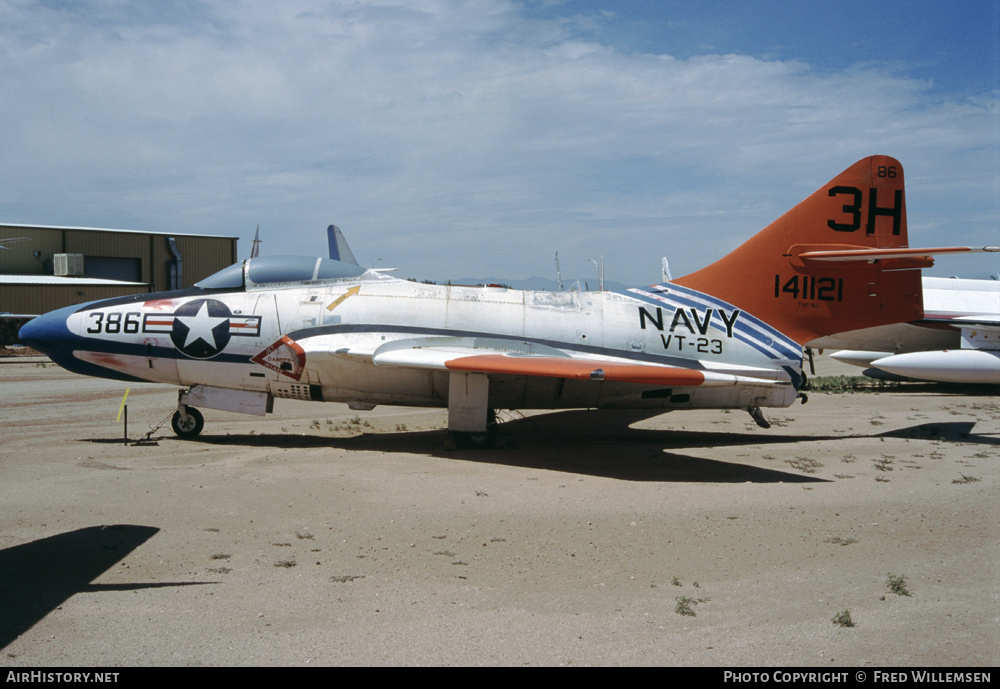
[171,405,204,439]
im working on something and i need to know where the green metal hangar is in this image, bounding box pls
[1,223,238,345]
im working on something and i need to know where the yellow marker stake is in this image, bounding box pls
[116,388,130,422]
[327,285,361,311]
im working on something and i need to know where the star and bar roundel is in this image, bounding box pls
[142,298,262,359]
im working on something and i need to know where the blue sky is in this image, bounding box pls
[1,0,997,283]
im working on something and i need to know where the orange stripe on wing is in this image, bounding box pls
[444,355,706,386]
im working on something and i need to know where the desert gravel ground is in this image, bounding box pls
[0,355,997,667]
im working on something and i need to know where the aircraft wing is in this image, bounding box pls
[828,310,1000,384]
[302,335,792,387]
[920,315,1000,331]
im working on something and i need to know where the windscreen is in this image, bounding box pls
[194,261,246,290]
[246,256,365,285]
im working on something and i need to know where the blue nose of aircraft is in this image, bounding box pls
[18,305,76,355]
[18,303,147,382]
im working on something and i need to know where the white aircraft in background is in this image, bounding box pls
[19,156,996,446]
[810,276,1000,384]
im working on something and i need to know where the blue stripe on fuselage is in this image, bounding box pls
[625,284,802,362]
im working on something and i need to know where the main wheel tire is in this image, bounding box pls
[446,429,497,449]
[171,407,204,439]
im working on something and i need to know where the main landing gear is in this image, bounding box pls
[171,405,204,439]
[445,371,499,449]
[446,410,499,449]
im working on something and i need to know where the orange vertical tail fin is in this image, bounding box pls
[675,155,924,345]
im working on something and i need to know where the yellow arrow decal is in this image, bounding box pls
[327,285,361,311]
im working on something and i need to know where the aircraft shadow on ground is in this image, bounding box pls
[129,409,837,483]
[84,410,997,482]
[0,525,212,650]
[877,421,1000,446]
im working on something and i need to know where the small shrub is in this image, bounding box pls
[674,596,709,617]
[675,596,697,616]
[952,475,981,484]
[832,610,855,627]
[886,573,911,596]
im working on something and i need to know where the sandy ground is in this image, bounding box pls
[0,355,997,667]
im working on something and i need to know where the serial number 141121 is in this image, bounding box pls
[774,275,844,302]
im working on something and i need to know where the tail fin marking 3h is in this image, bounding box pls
[675,155,920,344]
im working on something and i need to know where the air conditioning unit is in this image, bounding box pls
[54,253,85,277]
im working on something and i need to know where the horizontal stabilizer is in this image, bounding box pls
[796,245,999,262]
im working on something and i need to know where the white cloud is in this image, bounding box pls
[0,0,996,282]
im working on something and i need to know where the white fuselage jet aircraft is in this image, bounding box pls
[19,156,996,445]
[810,276,1000,384]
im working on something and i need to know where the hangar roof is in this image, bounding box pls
[0,275,147,286]
[0,222,234,239]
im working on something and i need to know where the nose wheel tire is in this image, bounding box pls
[171,407,204,439]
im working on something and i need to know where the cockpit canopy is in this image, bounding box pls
[195,256,366,291]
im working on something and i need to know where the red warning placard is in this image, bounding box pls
[251,335,307,380]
